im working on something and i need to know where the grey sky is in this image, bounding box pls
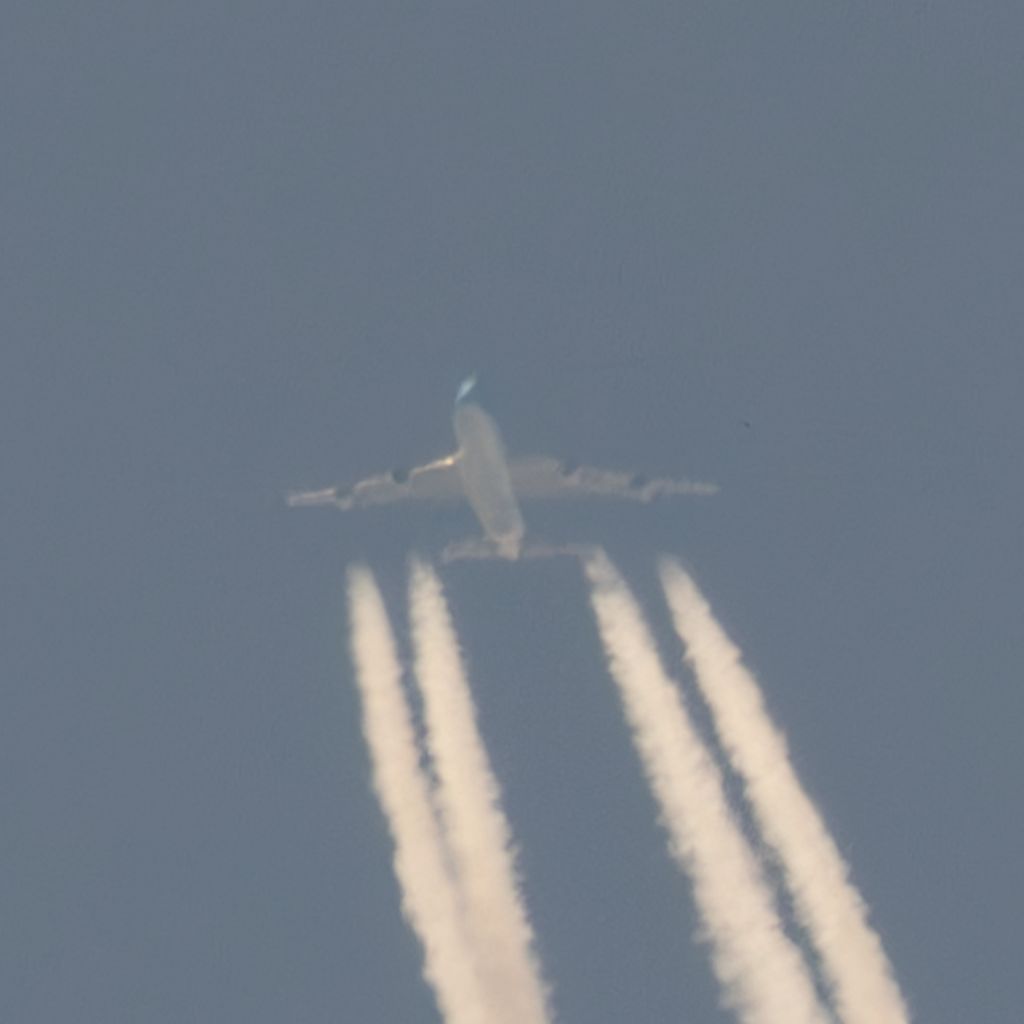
[3,2,1022,1021]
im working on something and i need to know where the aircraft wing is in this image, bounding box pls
[287,455,465,509]
[507,456,718,502]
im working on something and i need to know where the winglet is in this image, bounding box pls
[286,487,341,507]
[455,374,478,405]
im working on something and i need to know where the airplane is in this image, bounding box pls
[287,375,717,560]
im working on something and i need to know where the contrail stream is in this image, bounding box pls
[583,551,827,1024]
[408,558,552,1024]
[659,559,910,1024]
[347,567,489,1024]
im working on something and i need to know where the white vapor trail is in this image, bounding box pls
[408,558,552,1024]
[346,567,489,1024]
[583,551,828,1024]
[659,559,910,1024]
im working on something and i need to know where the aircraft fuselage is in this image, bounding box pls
[452,398,525,559]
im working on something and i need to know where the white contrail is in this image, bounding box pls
[659,559,910,1024]
[583,551,827,1024]
[408,558,552,1024]
[346,566,490,1024]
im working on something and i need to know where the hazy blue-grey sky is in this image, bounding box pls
[4,3,1022,1021]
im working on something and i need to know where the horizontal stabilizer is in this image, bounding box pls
[441,537,600,564]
